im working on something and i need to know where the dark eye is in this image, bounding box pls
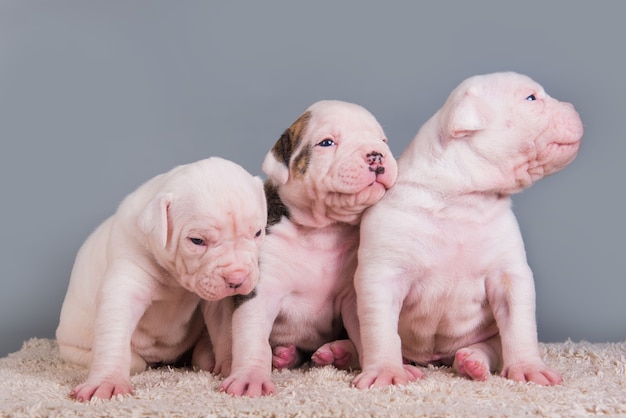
[255,229,262,238]
[526,94,537,101]
[317,139,335,147]
[189,237,205,246]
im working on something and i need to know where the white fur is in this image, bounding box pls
[352,72,583,389]
[220,100,398,396]
[56,157,267,401]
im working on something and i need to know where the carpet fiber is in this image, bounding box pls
[1,338,625,417]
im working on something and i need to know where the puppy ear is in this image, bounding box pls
[138,193,173,249]
[262,110,311,185]
[447,87,488,139]
[262,130,291,185]
[253,175,268,223]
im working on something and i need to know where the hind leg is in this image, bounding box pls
[191,330,216,372]
[129,351,148,374]
[453,336,501,381]
[59,342,147,373]
[272,344,304,370]
[58,343,93,368]
[312,339,359,370]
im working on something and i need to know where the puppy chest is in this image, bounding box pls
[265,237,356,293]
[414,216,512,278]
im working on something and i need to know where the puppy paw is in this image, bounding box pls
[272,344,300,370]
[453,348,491,381]
[352,364,424,389]
[501,361,562,386]
[70,377,133,402]
[312,339,358,370]
[219,370,276,397]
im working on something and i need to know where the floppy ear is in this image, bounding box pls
[261,130,291,185]
[253,176,268,222]
[262,110,311,185]
[138,192,173,249]
[446,88,488,139]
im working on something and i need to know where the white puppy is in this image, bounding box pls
[56,157,267,401]
[219,100,398,397]
[352,72,583,389]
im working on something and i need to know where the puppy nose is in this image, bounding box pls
[223,268,249,289]
[367,151,385,175]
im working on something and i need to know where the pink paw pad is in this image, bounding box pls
[454,349,490,381]
[311,349,335,366]
[272,344,298,370]
[312,340,355,370]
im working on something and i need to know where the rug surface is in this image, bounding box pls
[1,338,625,417]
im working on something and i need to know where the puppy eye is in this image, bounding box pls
[189,237,206,246]
[317,139,335,147]
[526,94,537,101]
[255,229,263,238]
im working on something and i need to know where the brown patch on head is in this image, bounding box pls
[264,180,290,227]
[270,110,311,166]
[291,144,312,180]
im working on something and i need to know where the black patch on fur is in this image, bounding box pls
[233,288,257,309]
[264,180,290,227]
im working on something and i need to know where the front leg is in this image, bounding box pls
[218,291,280,397]
[71,261,154,401]
[195,299,235,376]
[352,264,423,389]
[486,267,562,386]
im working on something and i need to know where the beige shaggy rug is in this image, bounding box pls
[1,338,625,417]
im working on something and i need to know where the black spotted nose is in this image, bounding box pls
[367,151,385,174]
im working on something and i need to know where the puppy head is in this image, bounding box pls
[139,157,267,300]
[262,100,398,227]
[437,72,583,194]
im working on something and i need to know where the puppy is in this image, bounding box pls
[56,157,267,401]
[352,72,583,389]
[219,100,398,397]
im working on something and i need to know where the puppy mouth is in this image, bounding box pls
[196,284,250,301]
[193,280,245,301]
[368,171,395,190]
[368,179,385,188]
[225,278,256,296]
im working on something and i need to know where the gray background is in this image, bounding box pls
[1,1,624,358]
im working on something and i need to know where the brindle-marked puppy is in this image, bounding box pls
[220,100,398,397]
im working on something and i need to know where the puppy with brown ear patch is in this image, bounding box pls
[220,100,398,397]
[56,157,267,401]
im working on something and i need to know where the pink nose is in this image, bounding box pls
[223,268,250,289]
